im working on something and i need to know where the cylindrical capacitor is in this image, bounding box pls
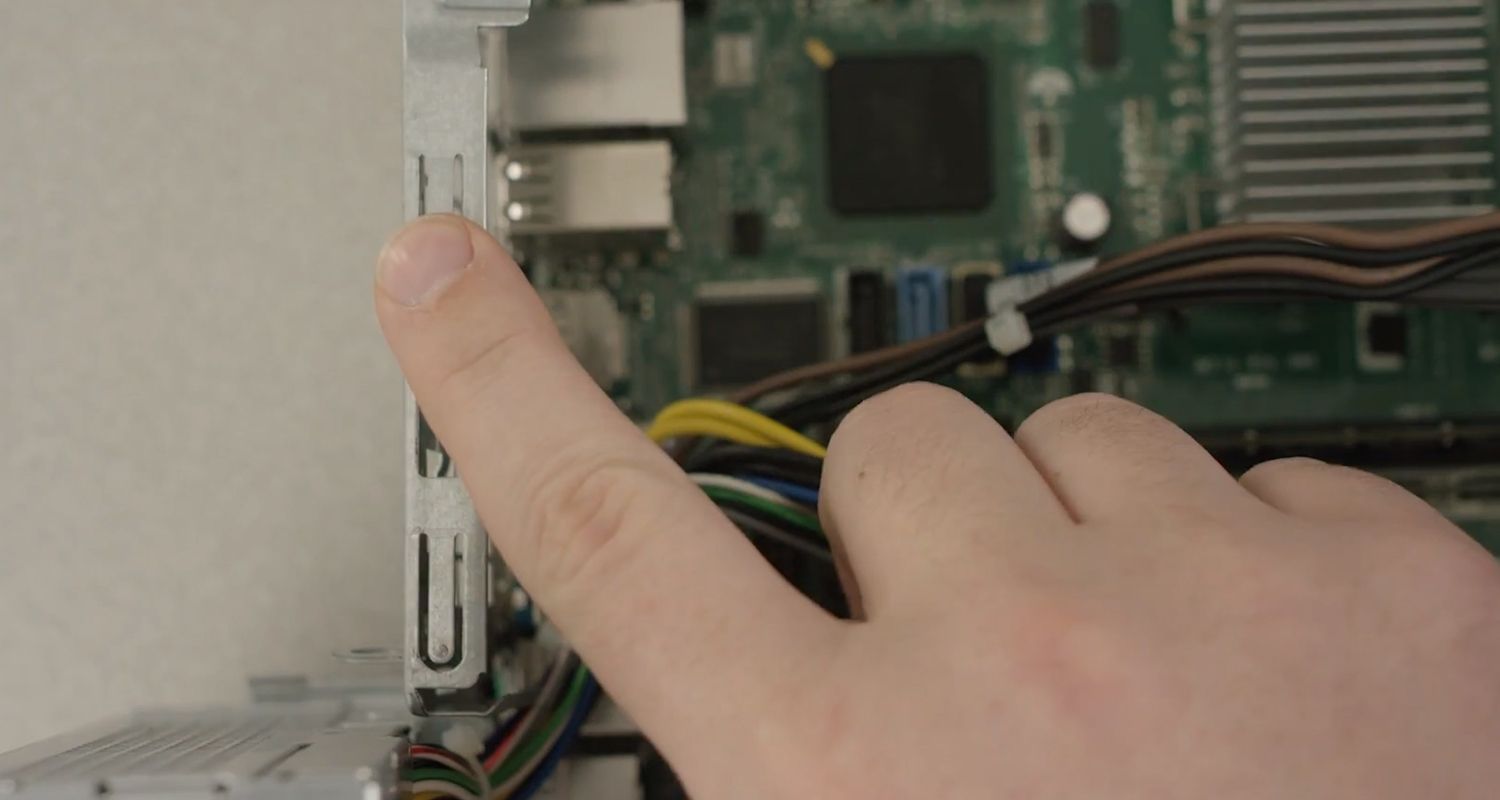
[1058,192,1112,251]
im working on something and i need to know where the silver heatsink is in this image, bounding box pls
[1210,0,1499,224]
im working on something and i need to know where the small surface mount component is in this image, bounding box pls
[895,267,949,343]
[1357,303,1410,373]
[1209,0,1498,224]
[729,209,766,257]
[1106,330,1141,369]
[1083,0,1122,71]
[824,53,994,215]
[846,270,890,354]
[506,141,674,234]
[953,270,995,325]
[693,281,827,388]
[713,32,757,89]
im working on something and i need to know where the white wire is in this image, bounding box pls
[412,749,477,780]
[689,473,809,510]
[459,750,489,797]
[412,779,483,800]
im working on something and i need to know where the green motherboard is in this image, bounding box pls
[512,0,1500,539]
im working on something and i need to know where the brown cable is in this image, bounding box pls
[726,318,988,404]
[1100,255,1445,295]
[1094,211,1500,276]
[705,215,1500,416]
[661,318,988,461]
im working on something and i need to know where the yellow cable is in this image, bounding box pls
[650,399,829,458]
[647,415,778,448]
[658,399,829,455]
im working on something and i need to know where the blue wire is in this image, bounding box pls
[509,673,601,800]
[736,474,820,506]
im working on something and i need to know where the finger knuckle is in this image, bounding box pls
[826,383,973,512]
[1239,456,1327,488]
[831,382,968,455]
[1018,393,1146,440]
[521,450,668,593]
[1323,463,1415,497]
[849,382,965,424]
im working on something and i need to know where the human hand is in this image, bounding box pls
[376,215,1500,799]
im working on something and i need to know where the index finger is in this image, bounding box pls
[374,216,839,756]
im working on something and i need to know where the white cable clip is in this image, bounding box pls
[986,257,1098,313]
[985,306,1034,356]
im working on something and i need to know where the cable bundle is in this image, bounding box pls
[405,653,599,800]
[407,212,1500,798]
[649,399,830,562]
[747,212,1500,428]
[404,405,830,800]
[651,213,1500,568]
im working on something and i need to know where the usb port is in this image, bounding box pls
[895,267,949,342]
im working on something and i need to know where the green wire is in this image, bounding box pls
[404,767,481,796]
[490,666,589,785]
[701,486,823,534]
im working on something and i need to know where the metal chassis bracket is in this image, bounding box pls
[401,0,528,715]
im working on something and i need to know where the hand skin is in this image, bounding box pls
[375,215,1500,799]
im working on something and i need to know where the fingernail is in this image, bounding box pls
[377,216,474,306]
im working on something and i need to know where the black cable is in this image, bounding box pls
[770,335,991,428]
[684,444,825,485]
[720,507,831,561]
[762,337,969,426]
[726,463,823,487]
[750,241,1500,432]
[1027,231,1500,317]
[1034,246,1500,327]
[836,248,1491,427]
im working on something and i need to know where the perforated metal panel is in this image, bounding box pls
[0,709,405,799]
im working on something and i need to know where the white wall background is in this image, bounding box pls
[0,1,406,752]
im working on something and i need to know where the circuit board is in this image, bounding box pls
[511,0,1500,539]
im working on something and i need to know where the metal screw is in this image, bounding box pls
[433,643,451,660]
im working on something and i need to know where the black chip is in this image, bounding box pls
[847,270,889,354]
[1367,311,1408,358]
[729,210,766,257]
[1070,370,1095,394]
[695,295,826,386]
[1034,119,1054,161]
[958,274,991,322]
[957,273,1002,365]
[825,53,994,215]
[1107,333,1139,368]
[1084,0,1122,71]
